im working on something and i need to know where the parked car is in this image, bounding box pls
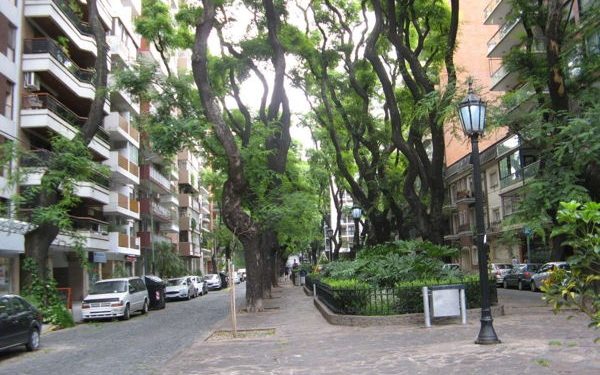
[237,268,246,282]
[143,275,166,309]
[165,277,194,301]
[530,262,570,292]
[442,263,460,272]
[490,263,513,286]
[204,274,222,290]
[188,276,207,297]
[82,277,149,321]
[232,272,241,284]
[502,263,540,290]
[0,295,43,352]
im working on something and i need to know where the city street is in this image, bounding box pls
[0,285,245,375]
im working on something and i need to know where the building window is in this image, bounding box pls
[489,171,498,190]
[0,15,17,62]
[502,195,521,217]
[0,75,14,120]
[498,150,522,181]
[492,207,501,224]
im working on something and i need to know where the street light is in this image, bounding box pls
[327,228,334,261]
[351,206,362,259]
[458,80,501,345]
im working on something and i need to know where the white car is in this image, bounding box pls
[165,277,194,300]
[188,275,207,296]
[232,272,241,284]
[530,262,570,292]
[82,277,149,321]
[203,274,222,290]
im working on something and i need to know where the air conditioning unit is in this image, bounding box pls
[23,72,40,91]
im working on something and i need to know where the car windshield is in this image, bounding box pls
[496,264,511,269]
[167,278,184,286]
[204,274,216,281]
[90,280,127,294]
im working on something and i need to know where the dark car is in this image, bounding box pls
[144,275,166,309]
[503,263,540,290]
[0,295,43,352]
[219,272,229,289]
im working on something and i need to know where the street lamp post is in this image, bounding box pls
[458,81,501,345]
[327,228,334,261]
[351,206,362,259]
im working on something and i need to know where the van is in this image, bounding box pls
[81,277,149,321]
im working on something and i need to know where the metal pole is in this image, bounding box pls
[471,136,501,344]
[526,234,531,263]
[352,218,359,259]
[150,182,155,275]
[229,259,237,337]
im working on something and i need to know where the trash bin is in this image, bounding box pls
[144,275,166,310]
[299,270,307,285]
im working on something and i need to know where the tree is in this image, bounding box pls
[290,0,459,245]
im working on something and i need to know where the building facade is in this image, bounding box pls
[0,0,213,299]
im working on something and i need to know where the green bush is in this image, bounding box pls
[321,278,370,315]
[320,240,461,288]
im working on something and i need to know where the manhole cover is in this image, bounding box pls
[206,328,276,342]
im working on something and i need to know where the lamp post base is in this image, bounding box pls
[475,316,501,345]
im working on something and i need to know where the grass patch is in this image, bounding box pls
[567,342,577,347]
[548,340,562,346]
[535,358,550,367]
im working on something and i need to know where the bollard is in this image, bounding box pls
[313,284,316,300]
[423,286,431,328]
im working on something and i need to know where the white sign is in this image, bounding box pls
[432,289,461,317]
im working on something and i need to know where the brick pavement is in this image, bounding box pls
[163,279,600,375]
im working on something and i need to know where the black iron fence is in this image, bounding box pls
[307,275,498,316]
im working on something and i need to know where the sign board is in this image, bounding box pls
[125,255,137,262]
[431,288,461,317]
[93,252,107,263]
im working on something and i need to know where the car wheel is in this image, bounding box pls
[531,280,537,292]
[121,305,131,320]
[141,300,149,315]
[25,328,40,351]
[187,292,191,300]
[518,280,524,290]
[503,280,508,289]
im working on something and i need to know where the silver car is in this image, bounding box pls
[490,263,513,286]
[530,262,570,292]
[203,274,222,290]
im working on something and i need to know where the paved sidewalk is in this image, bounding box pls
[163,279,600,375]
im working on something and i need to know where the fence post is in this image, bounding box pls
[422,286,431,328]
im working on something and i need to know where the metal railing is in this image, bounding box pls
[22,93,86,127]
[499,160,540,189]
[483,0,503,21]
[487,17,521,53]
[23,38,95,83]
[149,166,170,190]
[51,0,93,36]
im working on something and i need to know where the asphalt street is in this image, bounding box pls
[0,284,245,375]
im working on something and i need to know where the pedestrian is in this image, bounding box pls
[284,266,290,281]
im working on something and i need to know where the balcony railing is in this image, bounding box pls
[151,201,171,218]
[50,0,93,36]
[22,93,86,126]
[70,215,108,234]
[483,0,503,21]
[487,17,521,53]
[23,38,95,83]
[500,160,540,189]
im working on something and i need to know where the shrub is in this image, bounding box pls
[320,278,370,315]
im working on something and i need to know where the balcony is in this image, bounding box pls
[105,151,139,185]
[103,192,140,220]
[489,64,520,92]
[108,232,140,256]
[138,232,172,249]
[483,0,511,25]
[108,74,140,115]
[455,190,476,205]
[103,112,140,146]
[160,220,179,233]
[140,165,171,193]
[178,242,201,257]
[179,215,199,232]
[487,17,525,58]
[74,176,110,205]
[24,0,97,55]
[20,94,109,159]
[457,224,474,235]
[139,198,173,222]
[178,194,200,211]
[178,168,199,193]
[53,216,109,251]
[23,38,96,100]
[499,160,541,192]
[160,191,179,208]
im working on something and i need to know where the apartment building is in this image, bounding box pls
[442,0,595,269]
[328,189,362,256]
[0,0,214,298]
